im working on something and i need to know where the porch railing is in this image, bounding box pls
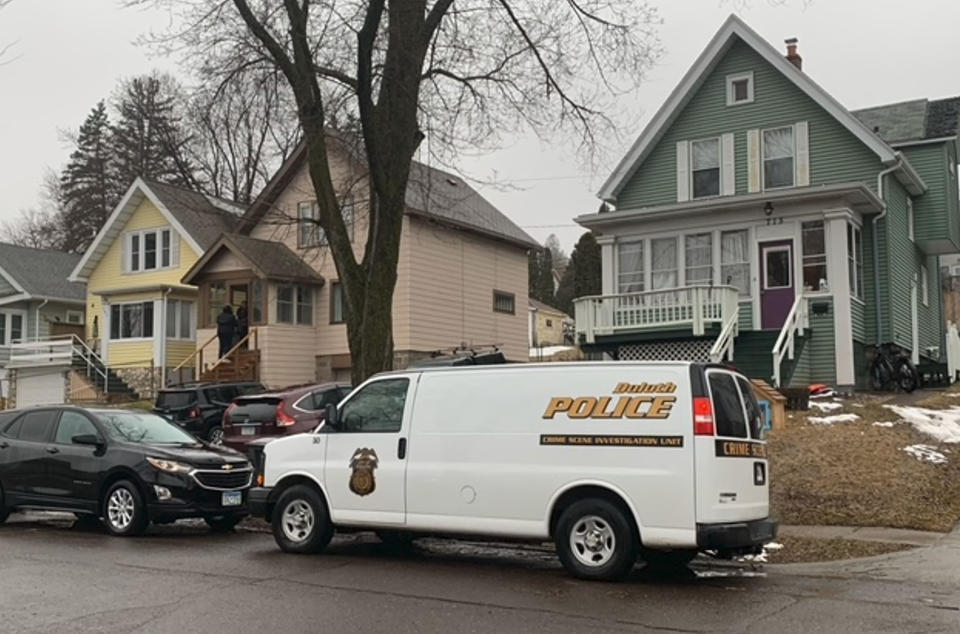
[709,309,739,363]
[9,335,110,391]
[771,295,809,388]
[574,285,740,344]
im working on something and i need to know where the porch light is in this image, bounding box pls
[763,201,774,216]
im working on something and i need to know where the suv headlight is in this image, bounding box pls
[146,457,193,474]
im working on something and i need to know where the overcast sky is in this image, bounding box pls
[1,1,957,253]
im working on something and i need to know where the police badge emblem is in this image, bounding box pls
[349,447,379,497]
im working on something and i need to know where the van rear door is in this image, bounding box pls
[693,368,769,524]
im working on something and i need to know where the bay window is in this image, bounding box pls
[802,221,828,292]
[684,233,713,285]
[110,302,154,339]
[165,300,195,340]
[617,241,644,293]
[720,230,750,297]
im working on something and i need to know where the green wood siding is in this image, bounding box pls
[616,38,883,210]
[807,298,836,386]
[902,143,960,251]
[851,297,866,342]
[738,301,753,330]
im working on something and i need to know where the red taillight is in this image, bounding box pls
[276,404,296,427]
[223,403,236,425]
[693,397,715,436]
[189,407,201,419]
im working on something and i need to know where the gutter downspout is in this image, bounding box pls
[872,155,903,345]
[35,299,49,342]
[161,287,173,388]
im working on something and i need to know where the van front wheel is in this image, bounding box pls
[555,498,637,581]
[272,485,333,554]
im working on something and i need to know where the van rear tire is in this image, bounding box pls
[272,485,333,554]
[555,498,637,581]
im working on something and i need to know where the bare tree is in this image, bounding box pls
[2,169,68,250]
[131,0,661,382]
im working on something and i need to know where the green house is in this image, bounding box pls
[574,15,960,389]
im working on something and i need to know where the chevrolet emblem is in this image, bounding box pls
[221,464,233,471]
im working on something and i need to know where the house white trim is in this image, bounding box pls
[69,178,204,282]
[725,71,754,106]
[597,14,920,201]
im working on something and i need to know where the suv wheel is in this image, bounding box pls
[207,426,224,445]
[555,498,637,581]
[0,484,9,524]
[272,485,333,554]
[102,480,148,537]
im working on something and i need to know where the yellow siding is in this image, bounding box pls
[84,197,203,368]
[166,340,196,367]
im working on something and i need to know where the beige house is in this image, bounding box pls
[183,138,537,387]
[528,299,572,348]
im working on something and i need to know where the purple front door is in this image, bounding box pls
[760,240,795,330]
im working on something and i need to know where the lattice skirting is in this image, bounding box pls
[617,339,712,362]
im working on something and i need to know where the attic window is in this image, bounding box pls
[726,72,754,106]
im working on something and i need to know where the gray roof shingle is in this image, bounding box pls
[0,243,85,301]
[142,180,244,249]
[852,96,960,143]
[221,233,323,283]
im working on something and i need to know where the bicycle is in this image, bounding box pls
[870,343,919,393]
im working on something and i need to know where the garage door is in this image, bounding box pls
[17,369,66,408]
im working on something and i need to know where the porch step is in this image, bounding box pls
[731,330,807,385]
[70,358,138,400]
[199,349,260,382]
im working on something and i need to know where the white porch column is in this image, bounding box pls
[598,236,616,295]
[825,210,855,387]
[153,299,164,371]
[101,301,110,366]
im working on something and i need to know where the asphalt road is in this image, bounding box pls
[1,513,958,633]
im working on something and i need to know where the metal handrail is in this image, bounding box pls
[771,295,809,387]
[172,332,218,373]
[204,327,259,372]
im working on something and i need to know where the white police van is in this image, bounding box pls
[248,362,776,580]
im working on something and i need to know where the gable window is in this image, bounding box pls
[109,302,154,340]
[726,71,754,106]
[921,264,929,306]
[691,138,721,198]
[298,200,356,248]
[685,233,713,285]
[907,198,915,242]
[617,241,644,293]
[126,228,173,273]
[802,221,828,292]
[493,290,515,314]
[651,237,678,289]
[277,284,313,325]
[165,300,195,340]
[720,230,750,297]
[330,282,346,324]
[847,224,864,300]
[762,126,795,189]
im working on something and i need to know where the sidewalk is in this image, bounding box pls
[779,524,948,547]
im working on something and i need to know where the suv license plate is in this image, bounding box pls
[241,426,256,436]
[222,491,242,506]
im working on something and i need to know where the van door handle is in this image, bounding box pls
[397,437,407,460]
[46,447,59,455]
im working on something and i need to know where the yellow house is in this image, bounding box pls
[68,178,242,397]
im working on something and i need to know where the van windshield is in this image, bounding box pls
[708,373,747,438]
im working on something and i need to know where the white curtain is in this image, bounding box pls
[651,238,678,290]
[692,138,719,169]
[721,230,750,296]
[617,242,644,293]
[685,233,713,284]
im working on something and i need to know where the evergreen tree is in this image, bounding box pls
[111,73,198,191]
[555,232,602,315]
[528,246,556,306]
[58,101,116,252]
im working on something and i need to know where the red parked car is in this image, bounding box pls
[221,382,351,454]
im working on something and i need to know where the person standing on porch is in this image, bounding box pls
[236,300,249,347]
[217,305,238,359]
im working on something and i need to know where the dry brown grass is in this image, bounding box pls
[769,390,960,532]
[765,536,914,563]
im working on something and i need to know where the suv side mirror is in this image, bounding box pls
[324,403,339,429]
[73,434,104,447]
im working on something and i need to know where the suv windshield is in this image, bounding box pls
[97,411,199,445]
[155,391,196,409]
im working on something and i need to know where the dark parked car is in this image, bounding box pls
[222,382,351,454]
[154,381,265,444]
[0,407,252,536]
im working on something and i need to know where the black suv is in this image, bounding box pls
[154,382,265,444]
[0,406,252,535]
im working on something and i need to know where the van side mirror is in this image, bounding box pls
[73,434,104,447]
[323,403,339,429]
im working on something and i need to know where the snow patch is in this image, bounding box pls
[883,405,960,443]
[808,413,860,425]
[735,541,783,564]
[872,421,896,428]
[810,402,842,412]
[903,444,948,465]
